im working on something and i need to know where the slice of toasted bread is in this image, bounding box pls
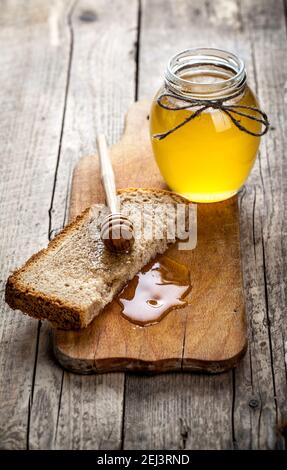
[5,188,191,329]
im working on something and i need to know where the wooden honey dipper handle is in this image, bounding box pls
[96,133,135,253]
[97,133,119,213]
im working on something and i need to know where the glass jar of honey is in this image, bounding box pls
[150,48,268,202]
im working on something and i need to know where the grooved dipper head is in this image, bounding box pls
[100,212,135,253]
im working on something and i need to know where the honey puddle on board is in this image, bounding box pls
[117,255,191,326]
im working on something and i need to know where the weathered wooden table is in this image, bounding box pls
[0,0,286,450]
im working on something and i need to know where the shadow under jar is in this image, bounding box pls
[150,48,263,203]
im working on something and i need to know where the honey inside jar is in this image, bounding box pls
[150,49,263,203]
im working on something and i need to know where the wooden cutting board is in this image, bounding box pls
[53,101,247,374]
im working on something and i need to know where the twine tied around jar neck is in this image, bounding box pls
[152,90,270,140]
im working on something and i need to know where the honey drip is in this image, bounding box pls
[117,256,191,326]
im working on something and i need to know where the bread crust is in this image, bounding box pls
[118,187,191,205]
[5,188,192,329]
[5,208,92,329]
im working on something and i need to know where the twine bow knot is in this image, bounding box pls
[153,92,269,140]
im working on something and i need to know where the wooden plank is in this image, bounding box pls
[123,0,287,450]
[28,0,139,449]
[123,373,234,450]
[123,0,239,450]
[232,0,287,450]
[0,0,71,449]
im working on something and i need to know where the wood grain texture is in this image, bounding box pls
[0,0,286,451]
[233,0,287,450]
[123,372,235,450]
[54,101,246,374]
[28,0,139,450]
[124,0,243,450]
[0,0,72,449]
[123,0,287,450]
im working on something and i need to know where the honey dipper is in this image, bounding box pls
[96,133,135,253]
